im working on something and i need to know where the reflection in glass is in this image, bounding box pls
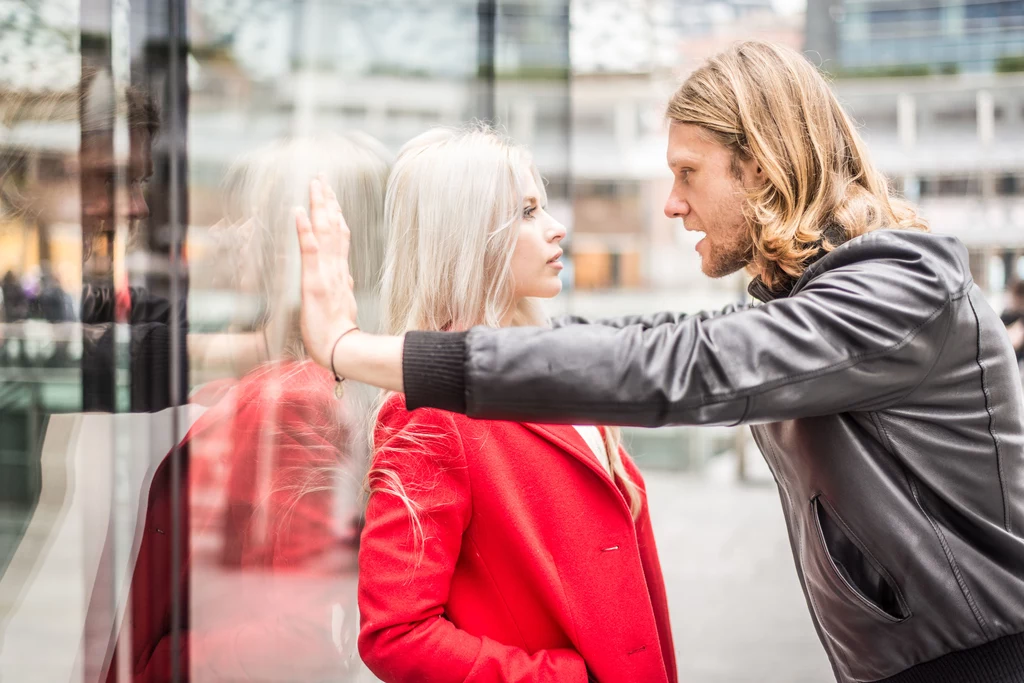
[111,134,391,682]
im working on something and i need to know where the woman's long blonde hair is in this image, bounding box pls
[666,40,929,291]
[368,125,642,545]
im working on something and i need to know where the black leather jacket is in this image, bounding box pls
[403,229,1024,683]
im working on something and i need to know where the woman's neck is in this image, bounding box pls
[500,299,527,328]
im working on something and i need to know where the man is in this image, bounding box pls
[295,42,1024,683]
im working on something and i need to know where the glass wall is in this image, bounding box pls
[0,1,569,681]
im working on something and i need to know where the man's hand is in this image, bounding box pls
[295,175,359,371]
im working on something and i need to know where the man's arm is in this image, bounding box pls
[396,250,958,426]
[326,260,955,427]
[550,302,754,331]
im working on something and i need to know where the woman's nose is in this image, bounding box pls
[549,220,567,243]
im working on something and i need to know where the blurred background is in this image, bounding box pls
[1,0,1022,681]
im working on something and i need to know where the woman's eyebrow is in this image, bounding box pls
[524,195,539,206]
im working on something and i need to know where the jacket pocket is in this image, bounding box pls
[811,494,911,623]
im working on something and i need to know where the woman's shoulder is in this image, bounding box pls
[377,392,471,431]
[373,393,470,470]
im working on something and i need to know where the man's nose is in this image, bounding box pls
[664,194,689,219]
[125,184,149,221]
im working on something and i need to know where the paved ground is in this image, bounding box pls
[646,466,834,683]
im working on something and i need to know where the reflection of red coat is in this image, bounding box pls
[358,395,677,683]
[107,361,350,682]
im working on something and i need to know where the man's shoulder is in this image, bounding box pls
[804,229,972,301]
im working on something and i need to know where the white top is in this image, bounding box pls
[572,425,611,474]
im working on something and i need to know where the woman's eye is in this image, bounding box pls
[523,206,536,219]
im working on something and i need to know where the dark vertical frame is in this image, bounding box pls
[166,0,189,676]
[478,0,497,121]
[80,0,116,412]
[77,2,118,680]
[132,0,189,414]
[134,0,191,680]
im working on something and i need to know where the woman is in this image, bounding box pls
[110,132,390,682]
[357,126,676,683]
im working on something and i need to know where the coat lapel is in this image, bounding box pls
[521,422,611,481]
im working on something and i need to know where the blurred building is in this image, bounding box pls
[806,0,1024,306]
[809,0,1024,76]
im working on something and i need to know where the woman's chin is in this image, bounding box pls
[539,280,564,299]
[516,278,564,300]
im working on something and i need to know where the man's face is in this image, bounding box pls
[80,130,153,240]
[663,122,761,279]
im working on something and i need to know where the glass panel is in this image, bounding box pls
[0,0,550,681]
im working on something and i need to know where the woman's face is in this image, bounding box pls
[510,166,566,300]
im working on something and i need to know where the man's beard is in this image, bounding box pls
[81,218,143,265]
[702,235,752,279]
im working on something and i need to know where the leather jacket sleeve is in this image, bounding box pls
[459,255,957,427]
[550,302,754,331]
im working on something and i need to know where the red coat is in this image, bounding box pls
[358,395,677,683]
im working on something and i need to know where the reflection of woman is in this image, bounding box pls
[357,127,676,683]
[111,133,391,683]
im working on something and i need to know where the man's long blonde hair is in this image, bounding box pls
[666,41,928,291]
[368,125,643,545]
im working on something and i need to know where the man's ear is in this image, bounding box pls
[737,154,764,187]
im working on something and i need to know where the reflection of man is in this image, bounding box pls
[1003,279,1024,376]
[297,41,1024,683]
[32,264,74,323]
[0,71,271,683]
[1,271,28,322]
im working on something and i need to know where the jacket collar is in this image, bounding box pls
[747,223,849,303]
